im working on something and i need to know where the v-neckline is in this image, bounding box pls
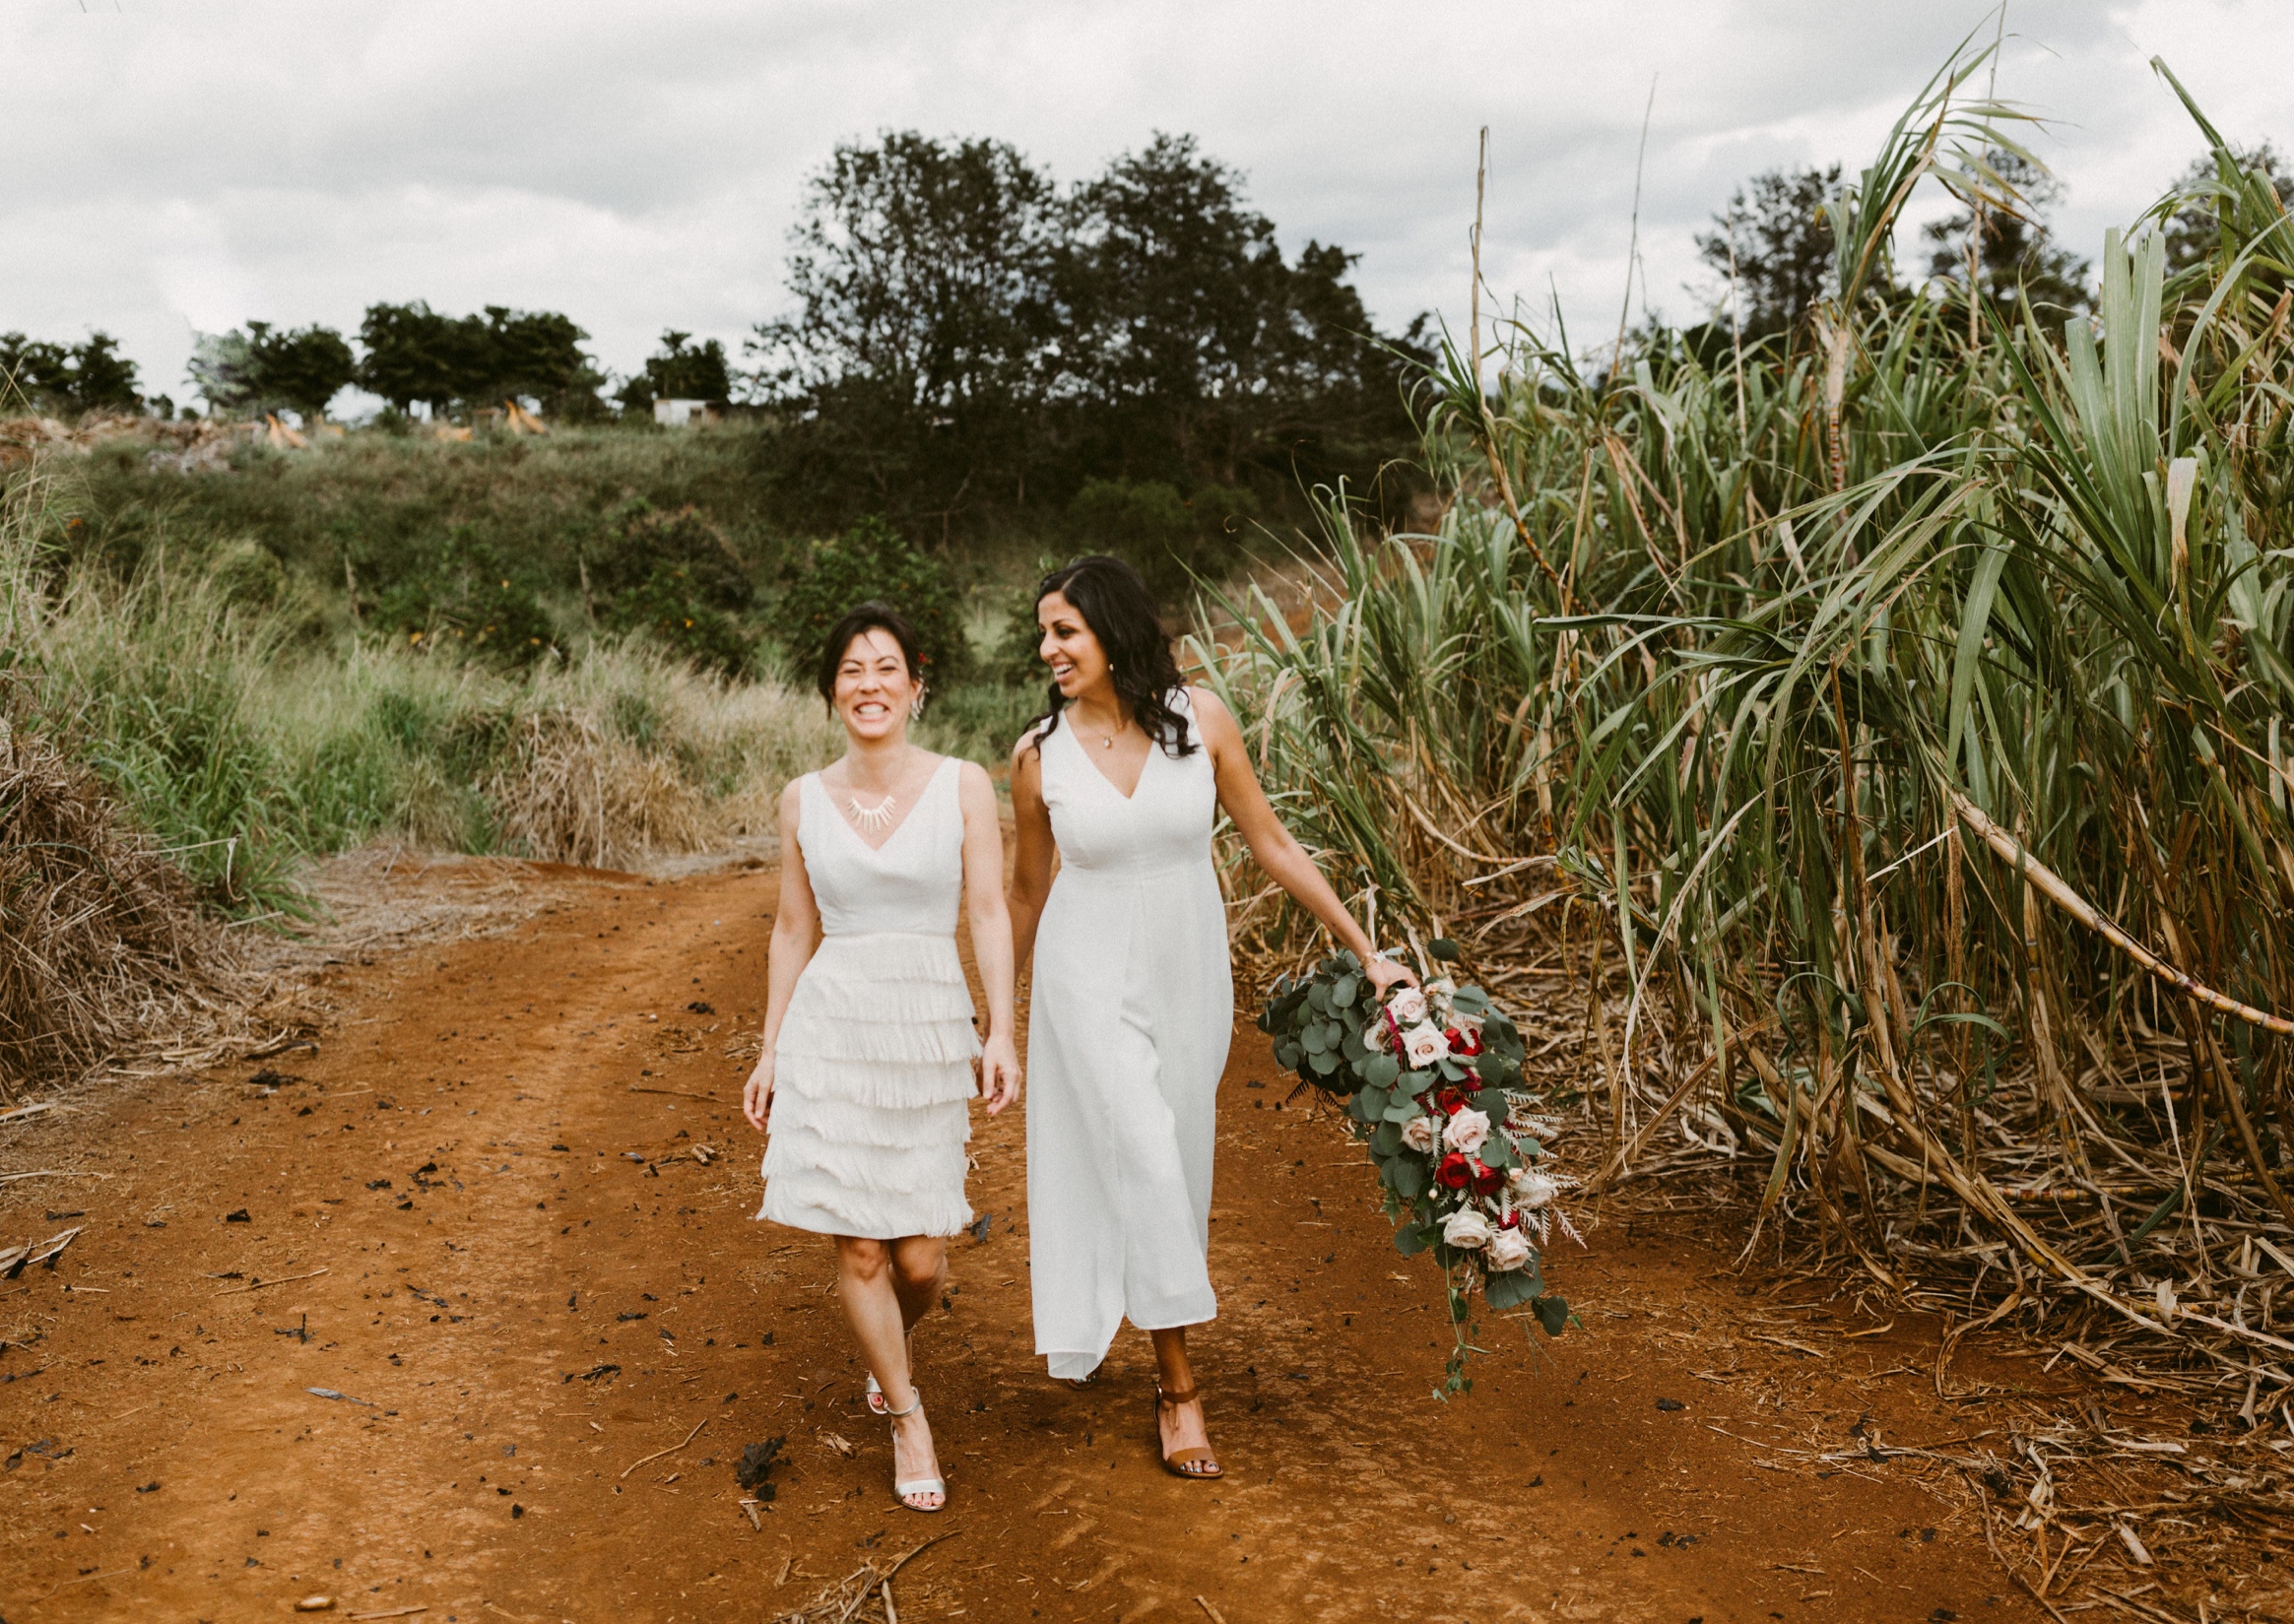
[1064,711,1152,802]
[822,756,945,853]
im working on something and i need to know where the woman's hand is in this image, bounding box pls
[1364,954,1418,997]
[978,1035,1022,1116]
[742,1051,776,1132]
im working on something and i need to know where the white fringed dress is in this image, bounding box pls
[757,754,979,1240]
[1026,690,1234,1380]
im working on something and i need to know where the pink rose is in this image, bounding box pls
[1402,1023,1449,1069]
[1485,1226,1533,1272]
[1387,987,1428,1025]
[1441,1107,1491,1156]
[1441,1207,1494,1250]
[1400,1115,1439,1154]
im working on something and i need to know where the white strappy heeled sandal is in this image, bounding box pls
[885,1394,946,1513]
[866,1334,914,1415]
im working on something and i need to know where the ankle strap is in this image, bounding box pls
[1156,1383,1199,1405]
[886,1394,924,1418]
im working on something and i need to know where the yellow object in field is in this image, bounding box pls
[264,414,309,450]
[504,399,549,435]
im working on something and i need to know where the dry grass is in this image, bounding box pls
[486,708,713,869]
[0,687,236,1098]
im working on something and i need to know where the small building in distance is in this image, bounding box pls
[653,399,723,428]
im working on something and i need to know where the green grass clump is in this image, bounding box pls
[2,466,848,913]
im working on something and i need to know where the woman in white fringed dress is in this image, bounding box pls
[744,603,1020,1515]
[1008,557,1409,1480]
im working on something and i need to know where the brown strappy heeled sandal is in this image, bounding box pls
[1152,1383,1223,1479]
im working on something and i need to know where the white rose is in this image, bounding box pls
[1508,1168,1558,1209]
[1485,1226,1533,1272]
[1402,1023,1449,1068]
[1387,987,1428,1025]
[1400,1115,1439,1154]
[1441,1207,1494,1250]
[1441,1107,1492,1156]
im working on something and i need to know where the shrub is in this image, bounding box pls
[772,515,970,684]
[585,500,756,674]
[370,524,560,663]
[1064,476,1259,605]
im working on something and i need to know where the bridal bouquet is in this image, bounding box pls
[1260,944,1572,1392]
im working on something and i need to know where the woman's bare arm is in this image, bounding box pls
[956,760,1022,1112]
[744,780,824,1131]
[1191,687,1413,992]
[1006,730,1058,976]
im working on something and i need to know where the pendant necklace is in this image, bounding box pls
[846,747,910,835]
[848,791,897,833]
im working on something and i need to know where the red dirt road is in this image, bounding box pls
[1,862,2041,1622]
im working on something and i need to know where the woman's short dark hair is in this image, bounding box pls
[1022,555,1197,757]
[815,602,925,704]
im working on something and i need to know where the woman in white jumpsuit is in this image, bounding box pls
[1008,556,1409,1479]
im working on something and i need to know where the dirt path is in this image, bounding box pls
[2,862,2050,1622]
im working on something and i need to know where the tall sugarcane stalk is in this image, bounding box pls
[1200,45,2294,1360]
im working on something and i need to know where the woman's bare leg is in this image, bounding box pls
[836,1236,943,1509]
[1149,1325,1217,1469]
[888,1235,946,1333]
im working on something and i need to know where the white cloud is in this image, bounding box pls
[3,0,2291,402]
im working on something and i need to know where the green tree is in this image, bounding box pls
[750,129,1418,535]
[771,515,969,684]
[2,331,140,417]
[245,322,359,421]
[648,331,732,402]
[1,333,74,409]
[358,301,604,419]
[357,301,459,415]
[2162,140,2294,279]
[464,305,606,417]
[1695,165,1845,339]
[750,132,1061,522]
[1923,150,2092,319]
[1059,134,1410,491]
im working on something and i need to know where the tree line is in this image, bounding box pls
[7,132,2279,538]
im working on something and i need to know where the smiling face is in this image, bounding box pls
[831,627,920,744]
[1036,589,1111,701]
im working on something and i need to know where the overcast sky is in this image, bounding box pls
[7,0,2293,411]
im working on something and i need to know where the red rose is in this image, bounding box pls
[1434,1153,1475,1190]
[1446,1026,1482,1057]
[1435,1087,1467,1117]
[1471,1160,1504,1196]
[1497,1208,1522,1229]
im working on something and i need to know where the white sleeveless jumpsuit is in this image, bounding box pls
[1026,689,1233,1380]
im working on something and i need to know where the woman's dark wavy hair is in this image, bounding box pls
[815,601,926,708]
[1022,555,1197,757]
